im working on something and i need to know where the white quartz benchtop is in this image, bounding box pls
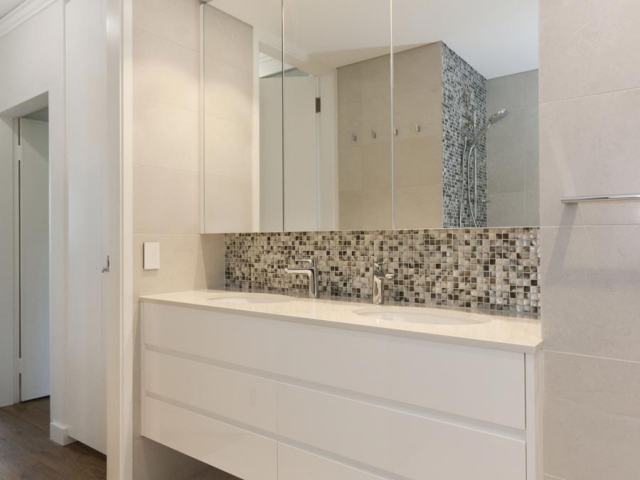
[140,290,542,354]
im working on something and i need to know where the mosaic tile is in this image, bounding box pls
[224,227,540,314]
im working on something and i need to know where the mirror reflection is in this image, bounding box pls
[202,0,539,233]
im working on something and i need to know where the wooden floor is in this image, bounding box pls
[0,397,106,480]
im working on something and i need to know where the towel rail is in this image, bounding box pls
[561,194,640,204]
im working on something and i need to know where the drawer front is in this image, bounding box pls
[143,396,277,480]
[278,445,386,480]
[143,302,525,428]
[144,350,278,433]
[278,384,526,480]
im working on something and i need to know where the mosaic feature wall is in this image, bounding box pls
[225,227,540,314]
[442,43,488,228]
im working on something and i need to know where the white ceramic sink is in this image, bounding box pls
[352,306,490,325]
[206,292,294,305]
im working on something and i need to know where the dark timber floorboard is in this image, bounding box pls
[0,397,106,480]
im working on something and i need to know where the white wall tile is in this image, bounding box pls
[544,352,640,480]
[133,28,199,111]
[394,137,441,188]
[133,0,200,51]
[204,175,252,233]
[361,189,392,229]
[338,146,362,192]
[133,165,199,234]
[203,5,253,72]
[394,186,442,229]
[394,43,442,94]
[540,88,640,226]
[540,0,640,103]
[204,56,253,126]
[204,115,252,179]
[339,191,363,230]
[361,142,392,190]
[133,96,198,172]
[541,226,640,362]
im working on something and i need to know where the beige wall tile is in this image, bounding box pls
[133,28,199,111]
[360,54,391,101]
[361,188,392,229]
[204,56,253,126]
[204,174,252,233]
[487,150,525,195]
[394,136,442,188]
[133,0,200,51]
[338,100,362,148]
[203,5,253,72]
[134,165,199,234]
[394,43,442,94]
[338,146,362,192]
[540,88,640,226]
[394,86,441,140]
[339,191,363,230]
[488,192,526,227]
[361,142,392,190]
[544,352,640,480]
[337,63,362,105]
[394,186,442,229]
[541,226,640,362]
[204,115,252,179]
[133,96,198,172]
[361,95,391,144]
[540,0,640,103]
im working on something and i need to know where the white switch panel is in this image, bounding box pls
[143,242,160,270]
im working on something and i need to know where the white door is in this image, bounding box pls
[260,77,284,232]
[19,118,50,402]
[284,76,318,231]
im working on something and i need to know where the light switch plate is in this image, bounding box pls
[143,242,160,270]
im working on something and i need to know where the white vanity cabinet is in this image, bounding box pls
[141,299,542,480]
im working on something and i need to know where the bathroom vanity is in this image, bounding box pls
[140,291,542,480]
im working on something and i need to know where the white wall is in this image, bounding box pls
[0,0,114,457]
[0,0,66,423]
[0,116,16,407]
[540,1,640,479]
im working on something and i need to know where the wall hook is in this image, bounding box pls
[415,122,421,133]
[371,130,377,139]
[394,128,399,136]
[352,133,358,142]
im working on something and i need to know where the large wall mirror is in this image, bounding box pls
[201,0,538,233]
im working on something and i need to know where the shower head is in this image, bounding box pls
[472,109,510,145]
[489,108,509,125]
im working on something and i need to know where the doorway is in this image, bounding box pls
[17,110,50,403]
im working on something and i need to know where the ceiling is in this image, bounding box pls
[208,0,538,79]
[0,0,28,20]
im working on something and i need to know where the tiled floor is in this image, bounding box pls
[0,397,106,480]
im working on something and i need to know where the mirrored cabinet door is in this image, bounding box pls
[391,0,539,229]
[202,0,284,233]
[282,0,393,232]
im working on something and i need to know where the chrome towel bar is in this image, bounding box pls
[561,194,640,204]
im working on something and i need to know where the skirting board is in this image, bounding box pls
[50,421,77,446]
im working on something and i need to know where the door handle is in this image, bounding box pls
[102,255,110,273]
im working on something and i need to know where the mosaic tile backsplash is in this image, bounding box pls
[225,227,540,314]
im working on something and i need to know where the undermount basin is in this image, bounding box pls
[352,306,491,325]
[206,292,294,305]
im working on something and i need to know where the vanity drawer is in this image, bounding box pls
[143,302,525,429]
[143,397,277,480]
[278,444,386,480]
[278,384,526,480]
[144,350,278,433]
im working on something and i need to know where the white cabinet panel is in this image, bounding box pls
[274,320,526,429]
[278,384,526,480]
[144,350,277,433]
[143,303,279,371]
[143,397,277,480]
[278,445,387,480]
[144,303,525,428]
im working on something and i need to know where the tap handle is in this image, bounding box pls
[373,259,387,270]
[297,258,316,267]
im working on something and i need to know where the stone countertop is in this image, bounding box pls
[140,290,543,354]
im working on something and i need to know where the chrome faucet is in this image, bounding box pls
[372,261,394,306]
[285,258,319,299]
